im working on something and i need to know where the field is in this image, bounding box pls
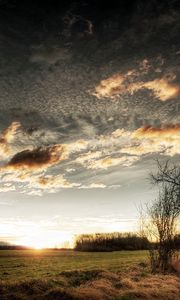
[0,250,179,300]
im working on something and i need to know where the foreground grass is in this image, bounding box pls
[0,250,179,300]
[0,250,148,283]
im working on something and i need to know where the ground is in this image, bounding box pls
[0,250,179,299]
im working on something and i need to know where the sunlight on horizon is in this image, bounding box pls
[0,217,140,248]
[0,218,140,249]
[15,231,75,249]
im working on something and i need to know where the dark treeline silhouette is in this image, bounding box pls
[0,245,31,250]
[74,232,150,252]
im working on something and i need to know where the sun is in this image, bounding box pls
[15,229,74,249]
[32,243,44,250]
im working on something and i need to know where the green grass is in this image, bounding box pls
[0,250,148,283]
[0,250,179,300]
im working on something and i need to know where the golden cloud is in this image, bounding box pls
[142,78,180,101]
[37,175,80,189]
[120,125,180,156]
[0,143,10,158]
[94,70,180,101]
[94,70,135,99]
[0,172,80,193]
[0,122,21,144]
[84,156,138,169]
[0,122,21,157]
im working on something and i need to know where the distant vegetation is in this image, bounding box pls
[0,244,31,250]
[74,232,150,252]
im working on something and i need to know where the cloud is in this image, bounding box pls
[0,121,179,195]
[94,70,180,101]
[120,125,180,156]
[0,121,90,161]
[37,175,80,189]
[75,151,102,165]
[0,122,21,144]
[66,168,76,173]
[142,78,180,101]
[0,122,21,157]
[75,124,180,171]
[79,183,106,189]
[75,147,138,170]
[0,122,68,162]
[2,145,66,171]
[0,185,16,193]
[67,139,89,153]
[84,156,138,170]
[62,12,94,39]
[94,70,135,99]
[133,124,180,139]
[0,143,10,158]
[1,171,80,194]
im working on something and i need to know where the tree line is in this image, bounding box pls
[74,232,150,251]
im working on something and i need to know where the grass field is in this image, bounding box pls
[0,250,179,300]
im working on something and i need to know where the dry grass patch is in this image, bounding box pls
[85,278,117,297]
[120,278,136,289]
[99,270,120,281]
[117,274,180,300]
[73,287,106,300]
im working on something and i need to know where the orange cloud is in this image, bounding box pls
[94,70,180,101]
[133,125,180,139]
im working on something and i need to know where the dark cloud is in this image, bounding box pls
[5,145,64,170]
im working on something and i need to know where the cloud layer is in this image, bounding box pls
[0,121,179,194]
[0,8,180,195]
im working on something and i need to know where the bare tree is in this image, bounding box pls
[145,160,180,273]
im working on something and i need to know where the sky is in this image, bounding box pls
[0,0,180,248]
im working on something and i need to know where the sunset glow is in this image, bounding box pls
[15,231,74,249]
